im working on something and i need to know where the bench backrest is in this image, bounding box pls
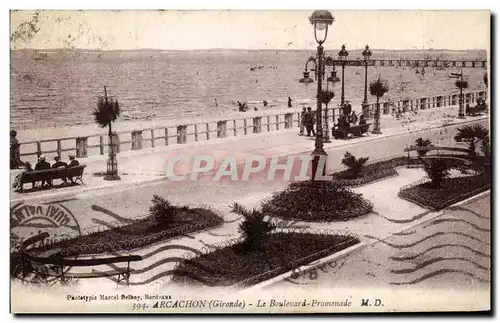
[404,145,470,154]
[21,165,86,182]
[349,124,370,132]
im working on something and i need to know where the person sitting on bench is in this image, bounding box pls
[66,154,80,184]
[52,155,68,184]
[13,162,33,192]
[35,156,51,188]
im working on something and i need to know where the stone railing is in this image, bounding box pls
[17,89,487,161]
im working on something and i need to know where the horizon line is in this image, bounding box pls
[11,47,488,52]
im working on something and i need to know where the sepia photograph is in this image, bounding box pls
[9,8,491,314]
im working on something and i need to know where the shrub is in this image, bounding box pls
[414,137,432,157]
[230,202,276,253]
[341,152,369,178]
[148,195,175,225]
[423,159,451,188]
[454,124,489,157]
[261,181,372,222]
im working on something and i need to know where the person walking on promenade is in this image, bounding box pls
[288,97,293,108]
[299,107,307,135]
[305,107,316,137]
[10,130,23,169]
[215,98,218,108]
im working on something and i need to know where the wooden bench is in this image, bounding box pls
[17,165,86,192]
[20,232,142,285]
[466,104,488,116]
[332,123,370,139]
[404,145,471,168]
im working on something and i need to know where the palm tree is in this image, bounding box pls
[423,159,451,189]
[370,75,389,134]
[414,138,432,157]
[341,151,369,178]
[230,202,275,253]
[454,124,489,157]
[455,79,468,117]
[93,86,121,180]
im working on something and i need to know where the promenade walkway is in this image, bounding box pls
[11,109,488,203]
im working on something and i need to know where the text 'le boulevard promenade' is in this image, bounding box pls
[10,10,490,314]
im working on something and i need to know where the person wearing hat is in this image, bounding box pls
[52,155,68,184]
[67,154,80,168]
[35,155,51,188]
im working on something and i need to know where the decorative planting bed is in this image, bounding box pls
[398,174,490,210]
[330,158,401,187]
[21,205,224,258]
[171,230,360,287]
[260,181,373,222]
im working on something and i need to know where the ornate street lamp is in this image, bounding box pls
[361,45,372,119]
[301,10,334,180]
[338,44,349,114]
[450,69,467,118]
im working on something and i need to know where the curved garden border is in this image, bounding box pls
[171,227,360,288]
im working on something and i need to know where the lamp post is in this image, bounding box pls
[361,45,372,119]
[450,69,466,118]
[325,68,340,143]
[299,10,334,180]
[338,45,349,112]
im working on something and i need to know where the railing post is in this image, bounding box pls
[275,115,279,130]
[297,112,301,127]
[75,137,88,158]
[233,120,237,136]
[244,119,248,135]
[56,140,62,156]
[177,125,187,144]
[285,113,293,129]
[111,132,120,154]
[164,128,169,146]
[266,116,271,132]
[217,121,227,138]
[206,123,210,140]
[131,130,143,150]
[194,124,199,142]
[253,117,262,133]
[99,135,104,155]
[151,129,155,147]
[36,141,42,158]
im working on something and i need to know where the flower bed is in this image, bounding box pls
[331,159,400,187]
[171,231,360,287]
[26,208,224,257]
[260,181,373,222]
[398,174,490,210]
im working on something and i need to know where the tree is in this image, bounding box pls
[414,138,432,157]
[342,151,369,178]
[370,75,389,134]
[423,159,451,189]
[454,124,489,157]
[230,202,276,253]
[93,86,121,180]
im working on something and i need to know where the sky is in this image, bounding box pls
[10,10,490,51]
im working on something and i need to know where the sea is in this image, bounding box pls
[10,49,487,130]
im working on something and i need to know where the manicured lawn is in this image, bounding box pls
[171,232,360,287]
[260,181,373,222]
[398,174,490,210]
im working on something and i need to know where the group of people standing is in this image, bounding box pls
[299,101,367,138]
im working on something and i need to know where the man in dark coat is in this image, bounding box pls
[66,154,80,184]
[52,155,68,184]
[305,107,316,137]
[35,156,51,187]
